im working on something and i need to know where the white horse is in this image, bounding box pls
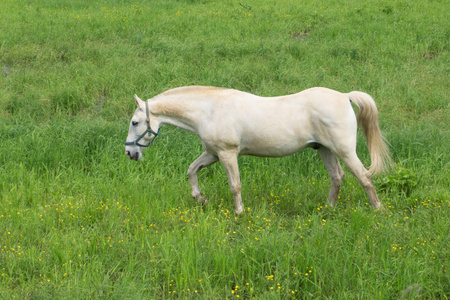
[125,86,391,214]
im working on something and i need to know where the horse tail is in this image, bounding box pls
[347,91,392,174]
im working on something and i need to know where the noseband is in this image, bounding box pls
[125,101,159,148]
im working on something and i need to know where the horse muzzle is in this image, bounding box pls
[126,150,140,161]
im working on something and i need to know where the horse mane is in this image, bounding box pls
[151,86,228,117]
[159,86,228,97]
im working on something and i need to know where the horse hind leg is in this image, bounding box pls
[187,151,218,205]
[340,152,383,210]
[317,147,345,207]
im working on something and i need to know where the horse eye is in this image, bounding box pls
[132,121,138,126]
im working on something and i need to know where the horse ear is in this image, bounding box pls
[134,94,145,108]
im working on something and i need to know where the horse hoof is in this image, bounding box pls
[234,206,244,215]
[328,201,337,208]
[375,203,385,211]
[195,194,208,206]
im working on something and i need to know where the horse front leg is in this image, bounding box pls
[187,151,218,205]
[218,151,244,215]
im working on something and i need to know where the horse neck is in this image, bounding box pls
[148,97,202,133]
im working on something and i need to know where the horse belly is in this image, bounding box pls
[239,133,311,157]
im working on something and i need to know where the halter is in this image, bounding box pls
[125,101,160,148]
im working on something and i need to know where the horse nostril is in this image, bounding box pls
[126,151,131,157]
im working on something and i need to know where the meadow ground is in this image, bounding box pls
[0,0,449,298]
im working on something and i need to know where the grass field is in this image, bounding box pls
[1,0,449,298]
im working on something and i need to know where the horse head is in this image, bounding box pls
[125,95,159,161]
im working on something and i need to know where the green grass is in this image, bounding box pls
[1,0,449,298]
